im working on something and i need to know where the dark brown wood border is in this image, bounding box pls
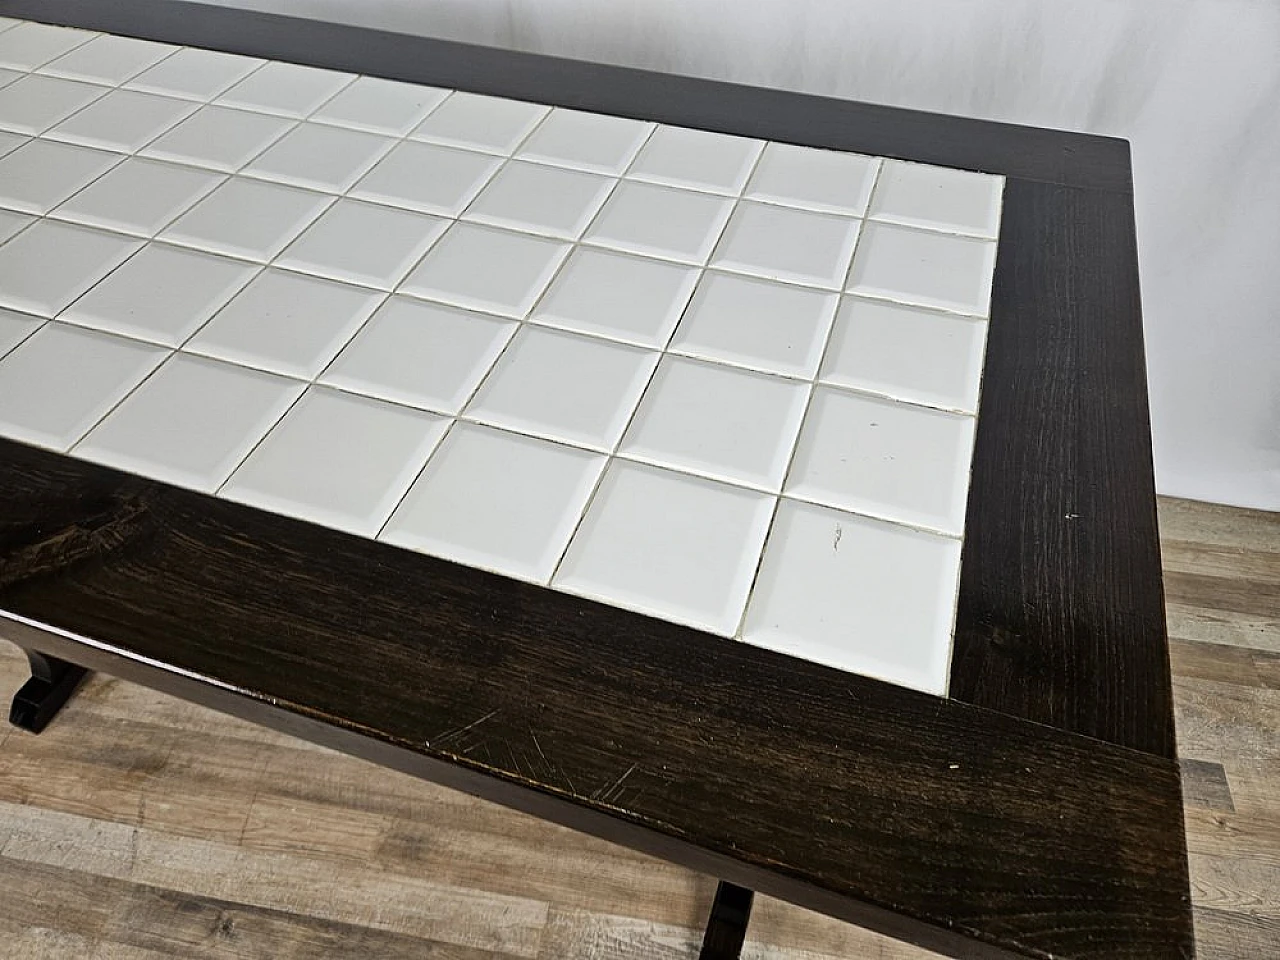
[0,2,1190,957]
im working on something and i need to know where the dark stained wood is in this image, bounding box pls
[950,178,1176,759]
[0,441,1192,960]
[0,0,1132,193]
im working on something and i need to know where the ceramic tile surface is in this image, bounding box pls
[0,18,1004,697]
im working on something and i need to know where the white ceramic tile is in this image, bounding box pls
[125,47,263,101]
[555,460,774,634]
[214,61,352,117]
[786,387,976,535]
[0,22,92,70]
[0,127,22,152]
[0,221,141,317]
[350,140,502,216]
[463,160,614,240]
[0,68,18,90]
[244,122,393,193]
[222,386,449,536]
[0,322,167,451]
[847,221,998,316]
[61,244,257,347]
[741,500,960,694]
[409,92,548,155]
[531,247,698,348]
[821,297,987,413]
[711,201,861,289]
[276,199,447,290]
[0,208,32,244]
[0,308,41,357]
[53,157,223,236]
[0,74,105,135]
[628,126,763,195]
[466,326,658,451]
[311,76,449,136]
[620,356,809,490]
[186,268,382,379]
[745,143,880,216]
[160,177,332,261]
[0,138,120,214]
[38,34,177,85]
[869,160,1003,238]
[400,222,569,318]
[584,180,733,264]
[669,272,839,378]
[516,108,653,175]
[382,421,605,583]
[44,88,197,153]
[320,297,514,413]
[75,353,304,493]
[140,105,295,172]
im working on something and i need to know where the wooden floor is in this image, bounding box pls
[0,496,1276,959]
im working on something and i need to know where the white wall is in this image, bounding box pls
[209,0,1280,510]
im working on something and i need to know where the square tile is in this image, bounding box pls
[125,47,263,101]
[628,126,763,195]
[321,297,514,413]
[0,74,105,135]
[463,160,614,240]
[382,421,605,583]
[0,221,141,317]
[0,22,92,70]
[311,76,449,136]
[44,88,197,152]
[584,180,733,264]
[61,244,257,347]
[620,356,809,490]
[215,61,353,117]
[409,92,548,154]
[869,160,1003,238]
[741,500,961,694]
[350,140,502,216]
[0,208,32,244]
[821,297,987,413]
[186,268,382,379]
[53,157,224,235]
[516,108,653,175]
[745,143,880,216]
[0,138,120,214]
[0,322,167,450]
[555,460,774,634]
[244,122,394,193]
[75,353,305,492]
[669,272,838,378]
[401,222,569,318]
[140,105,295,172]
[161,178,332,261]
[711,201,861,289]
[847,221,998,316]
[276,199,448,290]
[466,326,658,450]
[786,387,976,535]
[0,307,41,357]
[38,34,177,85]
[531,247,698,348]
[221,386,449,536]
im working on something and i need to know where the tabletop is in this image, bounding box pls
[0,2,1192,958]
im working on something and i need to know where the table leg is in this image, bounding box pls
[699,881,754,960]
[9,650,89,733]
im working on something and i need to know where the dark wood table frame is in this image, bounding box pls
[0,2,1193,957]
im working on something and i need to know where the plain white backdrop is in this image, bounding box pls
[206,0,1280,509]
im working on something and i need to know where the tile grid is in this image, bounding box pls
[0,20,1004,695]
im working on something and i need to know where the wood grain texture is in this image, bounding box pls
[0,496,1271,959]
[950,178,1174,759]
[0,0,1132,192]
[0,441,1191,960]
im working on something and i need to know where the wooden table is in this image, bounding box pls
[0,2,1192,957]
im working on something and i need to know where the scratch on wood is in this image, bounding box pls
[593,763,638,804]
[434,710,498,747]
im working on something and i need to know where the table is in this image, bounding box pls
[0,2,1193,958]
